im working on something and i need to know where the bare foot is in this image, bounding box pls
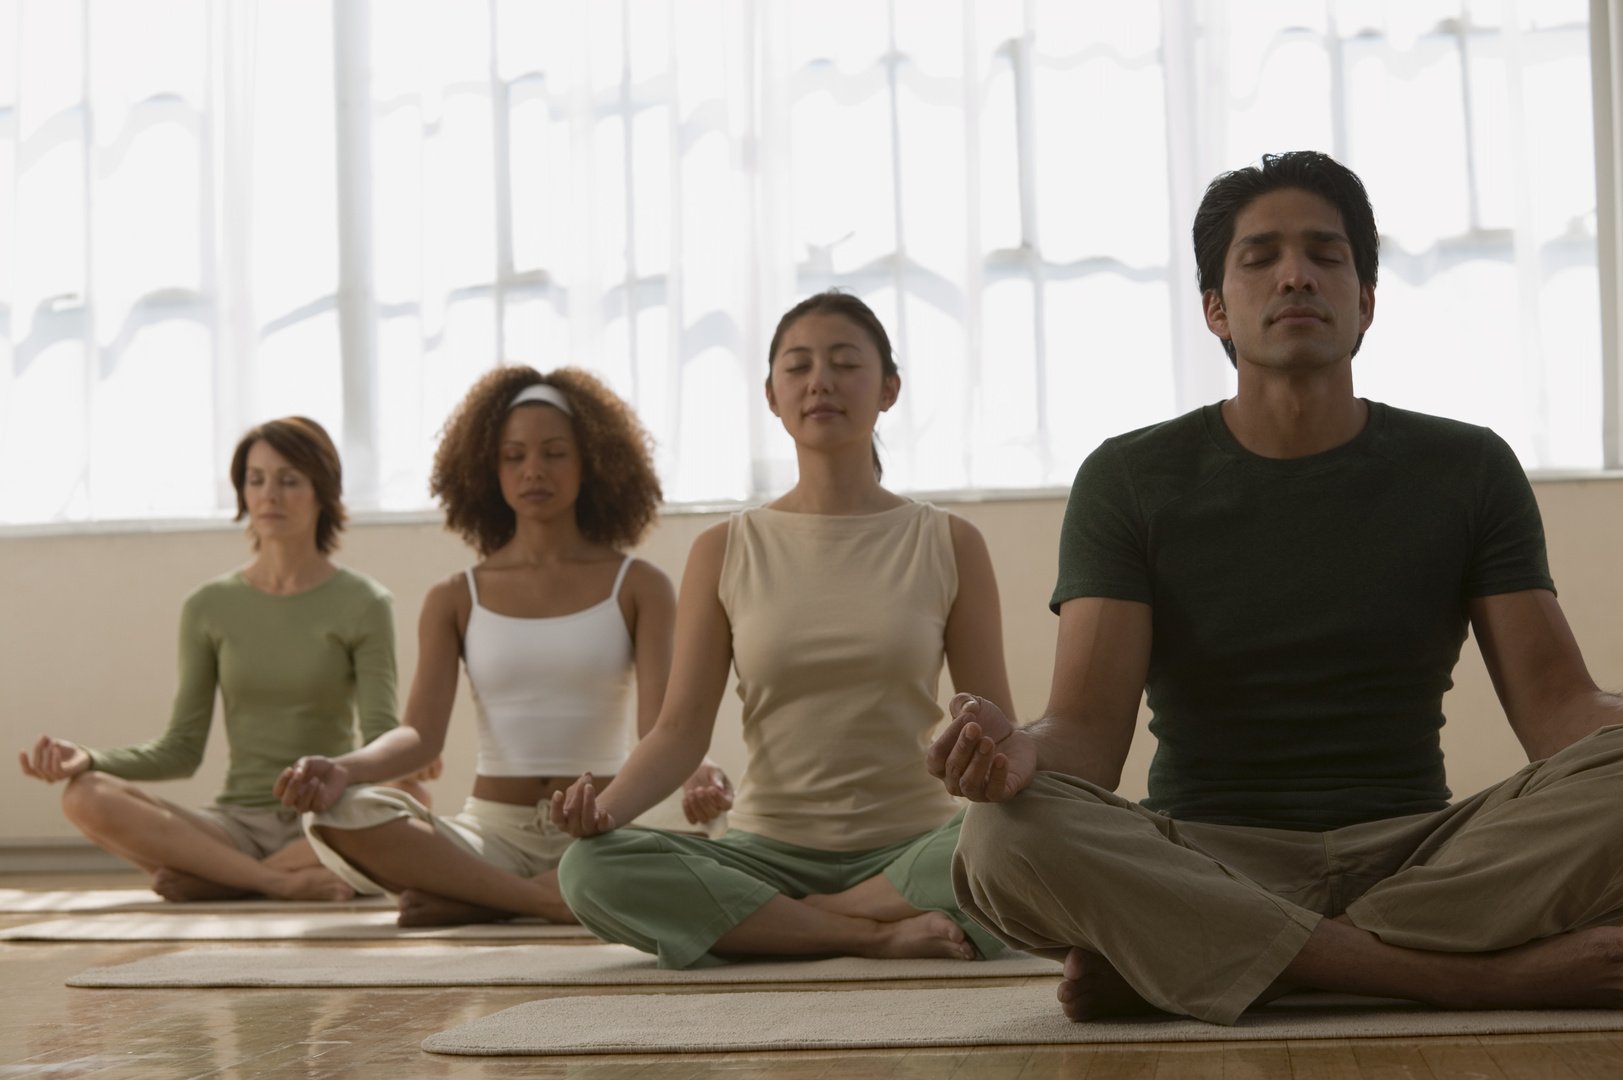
[262,866,355,903]
[151,868,255,903]
[871,911,979,961]
[396,888,515,927]
[1452,926,1623,1010]
[1057,948,1166,1021]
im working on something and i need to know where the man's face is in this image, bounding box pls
[1203,187,1374,373]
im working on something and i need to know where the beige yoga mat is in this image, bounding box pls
[68,942,1059,987]
[1,911,591,942]
[0,887,392,915]
[422,983,1623,1055]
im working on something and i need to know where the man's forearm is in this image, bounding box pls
[1522,688,1623,761]
[1025,715,1133,792]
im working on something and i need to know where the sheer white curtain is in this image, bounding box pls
[0,0,1606,527]
[0,0,341,523]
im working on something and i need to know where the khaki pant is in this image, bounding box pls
[181,802,305,859]
[953,724,1623,1025]
[305,789,574,897]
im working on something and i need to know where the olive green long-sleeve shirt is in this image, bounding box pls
[88,568,399,808]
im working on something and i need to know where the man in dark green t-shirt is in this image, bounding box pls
[932,152,1623,1026]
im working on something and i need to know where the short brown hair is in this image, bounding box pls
[431,366,662,556]
[229,416,347,554]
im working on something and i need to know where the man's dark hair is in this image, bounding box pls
[1192,151,1379,366]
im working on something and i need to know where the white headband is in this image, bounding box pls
[508,383,574,416]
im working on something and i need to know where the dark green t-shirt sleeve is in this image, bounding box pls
[1051,441,1154,612]
[87,592,215,780]
[1467,430,1554,597]
[351,593,399,746]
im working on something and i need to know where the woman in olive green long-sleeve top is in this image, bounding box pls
[18,417,415,902]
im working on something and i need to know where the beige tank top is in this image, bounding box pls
[719,501,962,851]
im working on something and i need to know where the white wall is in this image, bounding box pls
[3,481,1620,845]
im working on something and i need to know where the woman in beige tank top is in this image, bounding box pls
[551,292,1018,967]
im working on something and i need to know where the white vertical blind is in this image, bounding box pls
[0,0,1610,527]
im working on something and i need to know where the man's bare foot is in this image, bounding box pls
[1453,926,1623,1010]
[151,868,255,903]
[397,888,516,927]
[870,911,979,961]
[1288,918,1623,1012]
[1057,947,1166,1021]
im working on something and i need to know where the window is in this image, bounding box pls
[0,0,1612,528]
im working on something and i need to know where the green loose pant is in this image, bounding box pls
[558,809,1005,968]
[954,724,1623,1026]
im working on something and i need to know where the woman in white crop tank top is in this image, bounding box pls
[552,293,1018,967]
[275,367,726,926]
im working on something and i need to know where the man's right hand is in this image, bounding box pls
[18,735,90,784]
[928,693,1038,802]
[275,756,351,813]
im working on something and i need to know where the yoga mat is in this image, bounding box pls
[1,911,591,942]
[0,887,391,915]
[421,983,1623,1055]
[68,942,1059,987]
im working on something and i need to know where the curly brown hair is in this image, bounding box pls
[430,366,662,556]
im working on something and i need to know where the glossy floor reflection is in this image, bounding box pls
[5,872,1623,1079]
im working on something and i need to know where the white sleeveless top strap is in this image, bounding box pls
[463,556,636,777]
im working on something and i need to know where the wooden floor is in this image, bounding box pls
[6,872,1623,1079]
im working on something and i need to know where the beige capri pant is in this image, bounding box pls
[305,788,572,897]
[180,802,305,859]
[954,724,1623,1026]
